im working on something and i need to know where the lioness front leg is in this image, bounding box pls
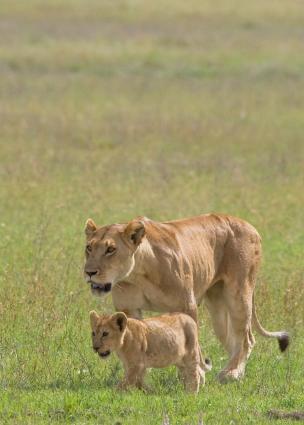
[185,303,198,324]
[119,308,142,320]
[112,281,145,320]
[183,294,207,370]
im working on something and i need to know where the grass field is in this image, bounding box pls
[0,0,304,423]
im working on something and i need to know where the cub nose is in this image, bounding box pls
[86,271,98,278]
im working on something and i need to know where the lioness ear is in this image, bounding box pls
[112,312,127,332]
[89,310,99,328]
[85,218,97,238]
[124,220,145,246]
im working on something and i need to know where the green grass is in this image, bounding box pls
[0,0,304,423]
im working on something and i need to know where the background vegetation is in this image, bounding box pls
[0,0,303,423]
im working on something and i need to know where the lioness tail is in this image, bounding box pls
[252,294,289,352]
[201,357,212,372]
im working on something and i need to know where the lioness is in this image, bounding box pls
[84,214,289,382]
[90,310,211,393]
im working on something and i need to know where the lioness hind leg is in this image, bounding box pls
[248,326,255,358]
[218,281,255,383]
[205,281,232,354]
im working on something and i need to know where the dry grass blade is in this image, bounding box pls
[163,414,170,425]
[198,412,204,425]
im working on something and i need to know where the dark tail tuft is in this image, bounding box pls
[278,333,289,352]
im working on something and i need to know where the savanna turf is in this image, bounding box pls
[0,0,303,423]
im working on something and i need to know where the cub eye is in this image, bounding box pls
[105,246,116,256]
[102,331,109,337]
[92,331,95,337]
[86,244,92,253]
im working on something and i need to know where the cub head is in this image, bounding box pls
[89,310,128,358]
[84,218,145,296]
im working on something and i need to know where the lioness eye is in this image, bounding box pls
[92,331,95,337]
[105,246,116,256]
[102,331,109,337]
[86,245,92,253]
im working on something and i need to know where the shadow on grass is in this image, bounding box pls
[268,409,304,421]
[3,363,186,396]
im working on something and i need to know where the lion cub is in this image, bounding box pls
[90,310,211,393]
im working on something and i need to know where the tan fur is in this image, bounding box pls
[90,310,211,393]
[84,214,289,382]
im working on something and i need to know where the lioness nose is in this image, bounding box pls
[87,271,97,278]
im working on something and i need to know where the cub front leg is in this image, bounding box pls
[118,365,146,391]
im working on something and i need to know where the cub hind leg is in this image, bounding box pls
[178,328,208,394]
[178,364,201,394]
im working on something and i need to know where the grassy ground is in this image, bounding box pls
[0,0,304,423]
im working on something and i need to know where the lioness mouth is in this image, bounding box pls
[99,350,110,358]
[90,283,112,293]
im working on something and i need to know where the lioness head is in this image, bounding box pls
[84,218,145,296]
[89,310,128,358]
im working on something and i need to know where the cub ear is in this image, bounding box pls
[89,310,99,328]
[111,312,127,332]
[85,218,97,238]
[124,220,145,247]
